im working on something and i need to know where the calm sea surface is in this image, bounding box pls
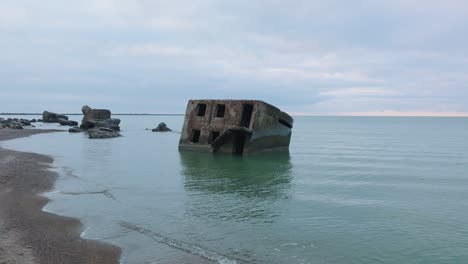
[2,116,468,264]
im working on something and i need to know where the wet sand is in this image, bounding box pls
[0,129,121,264]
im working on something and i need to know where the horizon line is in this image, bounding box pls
[2,112,468,118]
[0,113,185,116]
[291,111,468,117]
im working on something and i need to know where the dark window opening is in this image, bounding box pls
[197,104,207,117]
[240,104,254,128]
[232,131,246,154]
[278,118,293,129]
[208,131,220,143]
[215,104,226,118]
[191,129,201,143]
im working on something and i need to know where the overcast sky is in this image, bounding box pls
[1,0,468,115]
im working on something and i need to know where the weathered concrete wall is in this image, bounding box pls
[179,100,258,147]
[179,100,293,154]
[245,102,293,153]
[80,105,112,129]
[84,110,111,121]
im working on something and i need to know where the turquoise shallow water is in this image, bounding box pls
[2,116,468,264]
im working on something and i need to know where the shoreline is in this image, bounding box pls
[0,129,121,264]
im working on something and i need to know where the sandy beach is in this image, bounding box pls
[0,129,121,264]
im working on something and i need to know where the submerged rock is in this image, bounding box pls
[68,127,82,133]
[58,119,79,126]
[43,111,69,123]
[152,122,172,132]
[88,127,121,139]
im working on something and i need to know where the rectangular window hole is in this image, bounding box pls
[208,131,220,143]
[240,104,254,128]
[197,104,207,117]
[215,104,226,118]
[191,129,201,143]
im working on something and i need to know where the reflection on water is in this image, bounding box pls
[180,150,293,198]
[180,151,293,222]
[3,116,468,264]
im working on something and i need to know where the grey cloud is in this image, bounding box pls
[1,0,467,115]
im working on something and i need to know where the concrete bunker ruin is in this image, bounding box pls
[178,100,293,154]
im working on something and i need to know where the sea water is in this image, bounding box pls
[2,116,468,264]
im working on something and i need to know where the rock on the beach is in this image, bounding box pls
[0,118,24,129]
[7,122,23,129]
[19,119,31,126]
[0,118,36,129]
[87,127,121,139]
[152,122,172,132]
[43,111,69,123]
[68,127,82,133]
[58,119,79,126]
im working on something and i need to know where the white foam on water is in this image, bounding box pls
[280,242,299,247]
[120,221,243,264]
[81,226,91,237]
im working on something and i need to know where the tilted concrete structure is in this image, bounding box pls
[80,105,111,129]
[178,100,293,154]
